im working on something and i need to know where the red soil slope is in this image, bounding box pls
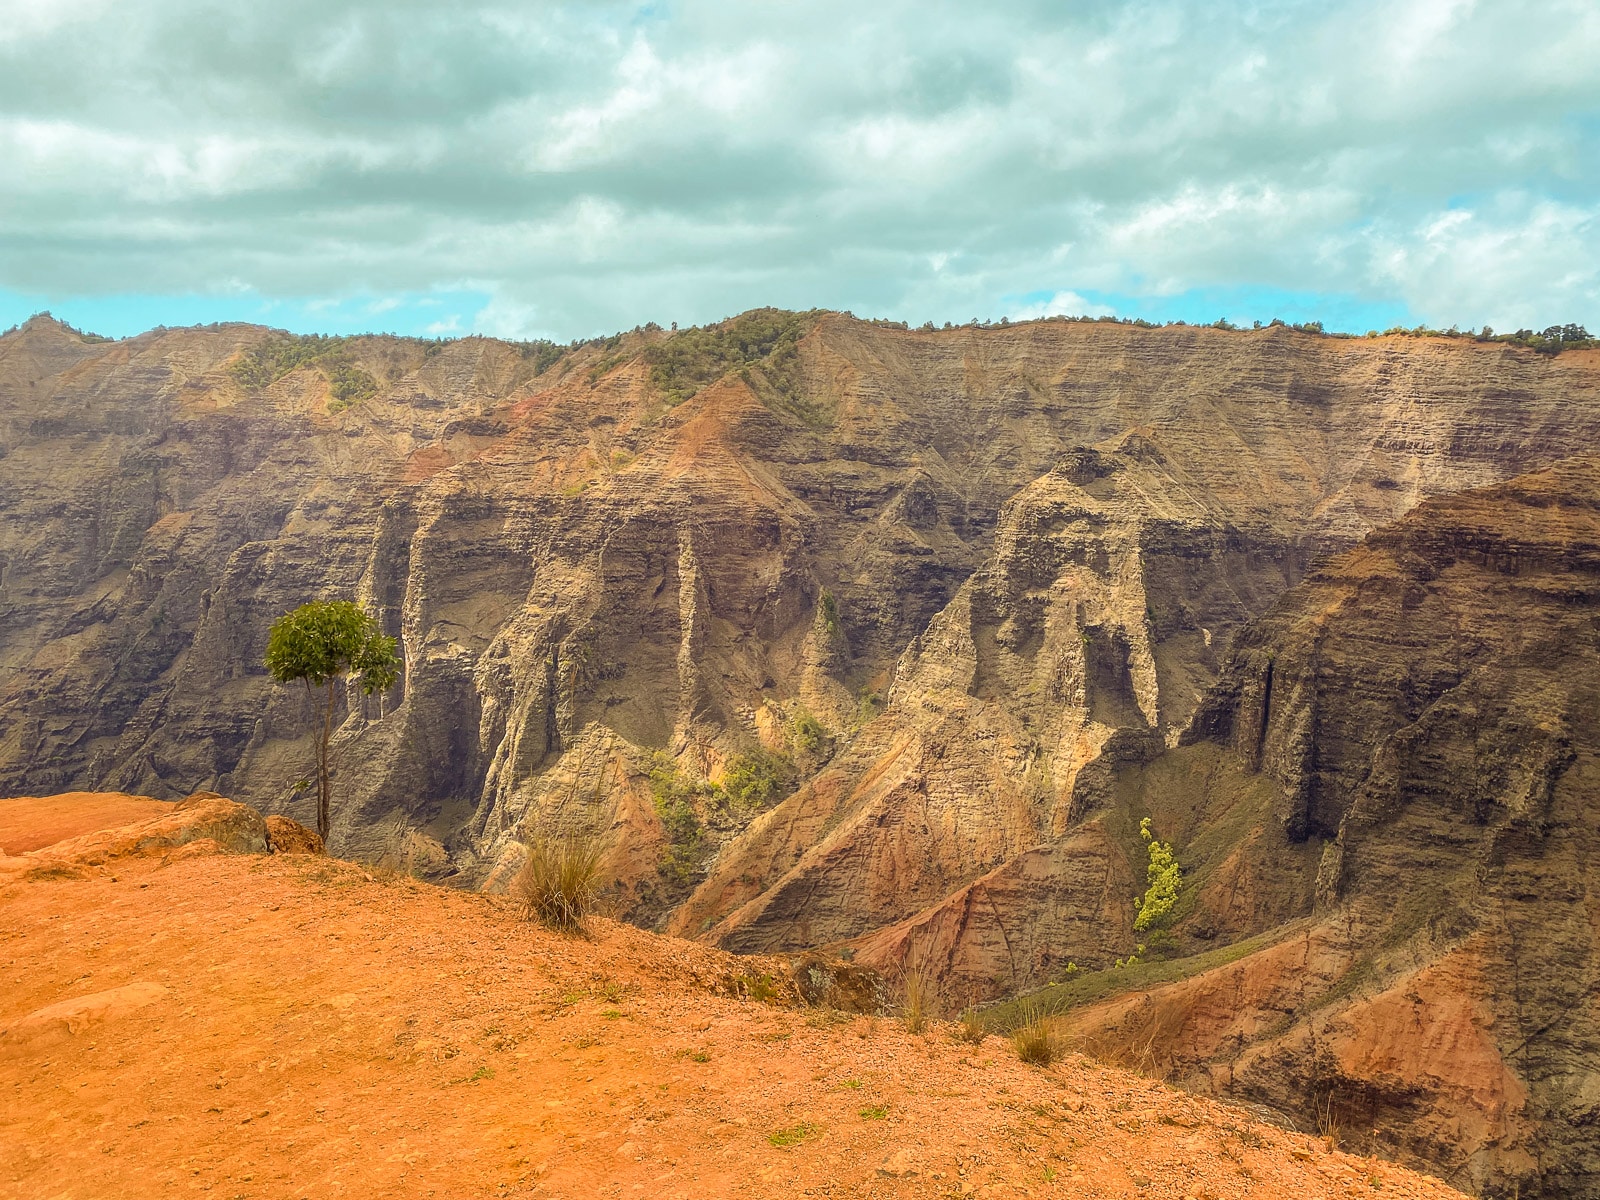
[0,792,171,854]
[0,796,1468,1200]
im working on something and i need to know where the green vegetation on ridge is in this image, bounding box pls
[230,333,380,410]
[643,308,821,406]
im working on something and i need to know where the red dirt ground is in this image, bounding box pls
[0,796,1469,1200]
[0,792,171,854]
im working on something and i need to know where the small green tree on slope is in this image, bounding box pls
[1134,816,1181,933]
[265,600,399,842]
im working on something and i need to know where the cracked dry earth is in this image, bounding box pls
[1,811,1466,1200]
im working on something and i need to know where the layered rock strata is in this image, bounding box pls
[1029,458,1600,1198]
[4,314,1599,909]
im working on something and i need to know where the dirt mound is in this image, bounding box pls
[0,812,1467,1200]
[264,813,323,855]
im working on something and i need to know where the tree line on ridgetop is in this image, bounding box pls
[9,308,1596,359]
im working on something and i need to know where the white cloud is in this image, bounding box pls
[1007,291,1116,322]
[472,294,552,341]
[0,0,1596,335]
[1367,199,1600,331]
[0,0,109,44]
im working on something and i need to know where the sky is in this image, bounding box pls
[1,0,1597,342]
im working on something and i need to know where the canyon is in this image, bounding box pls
[3,310,1599,1195]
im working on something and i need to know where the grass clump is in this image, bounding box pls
[898,957,937,1034]
[513,831,606,933]
[766,1122,819,1148]
[956,1006,988,1045]
[731,971,784,1004]
[858,1105,888,1119]
[1010,1003,1060,1067]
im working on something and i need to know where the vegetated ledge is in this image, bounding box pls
[8,306,1597,361]
[981,922,1300,1032]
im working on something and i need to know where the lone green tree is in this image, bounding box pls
[265,600,400,842]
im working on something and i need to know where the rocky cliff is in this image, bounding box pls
[991,456,1600,1198]
[4,310,1600,1192]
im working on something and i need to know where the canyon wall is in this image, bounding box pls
[4,310,1600,1193]
[1039,458,1600,1198]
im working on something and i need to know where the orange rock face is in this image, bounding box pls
[0,792,171,855]
[0,790,269,886]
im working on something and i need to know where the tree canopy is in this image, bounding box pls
[266,600,399,693]
[265,600,399,842]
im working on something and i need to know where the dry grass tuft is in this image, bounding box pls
[514,831,606,933]
[955,1005,988,1045]
[1010,1003,1060,1067]
[899,958,937,1034]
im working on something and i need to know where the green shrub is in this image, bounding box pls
[648,754,706,881]
[1133,817,1181,933]
[817,590,840,635]
[722,748,794,812]
[734,972,782,1003]
[515,338,565,374]
[324,359,378,407]
[789,708,827,756]
[230,333,379,411]
[854,687,883,726]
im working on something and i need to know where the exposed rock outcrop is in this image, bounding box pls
[264,813,323,855]
[0,791,270,883]
[1034,456,1600,1198]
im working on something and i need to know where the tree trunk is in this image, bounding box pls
[318,679,336,843]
